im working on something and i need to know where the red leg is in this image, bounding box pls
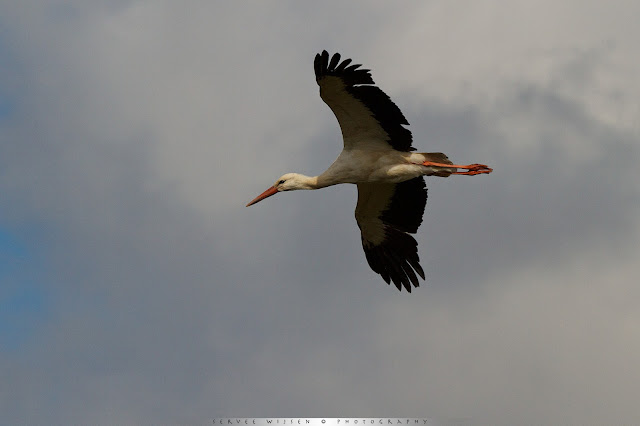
[422,161,493,176]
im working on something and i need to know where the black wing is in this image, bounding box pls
[355,177,427,292]
[314,50,415,152]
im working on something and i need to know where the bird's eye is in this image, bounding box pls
[278,180,285,185]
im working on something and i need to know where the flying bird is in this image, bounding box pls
[247,51,492,292]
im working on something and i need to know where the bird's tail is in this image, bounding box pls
[419,152,456,176]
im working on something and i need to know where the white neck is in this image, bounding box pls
[285,173,321,190]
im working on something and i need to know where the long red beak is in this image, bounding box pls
[246,186,279,207]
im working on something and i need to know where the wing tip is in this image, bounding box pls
[314,50,375,86]
[362,231,425,293]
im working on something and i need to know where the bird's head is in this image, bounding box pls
[246,173,314,207]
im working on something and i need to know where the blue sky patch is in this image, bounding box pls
[0,228,50,351]
[0,96,13,120]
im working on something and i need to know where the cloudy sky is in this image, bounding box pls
[1,1,639,424]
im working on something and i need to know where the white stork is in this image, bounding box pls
[247,51,492,292]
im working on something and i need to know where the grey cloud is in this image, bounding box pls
[1,2,639,426]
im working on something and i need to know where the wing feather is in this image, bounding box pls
[328,52,341,70]
[314,50,414,152]
[355,177,428,292]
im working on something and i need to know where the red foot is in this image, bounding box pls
[423,161,493,176]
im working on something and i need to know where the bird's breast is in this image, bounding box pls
[319,150,426,185]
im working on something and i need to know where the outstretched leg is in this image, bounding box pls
[423,161,492,176]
